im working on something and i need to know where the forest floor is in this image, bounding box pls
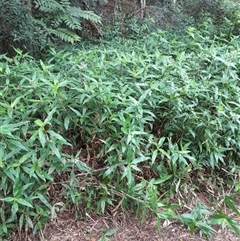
[12,209,240,241]
[11,191,240,241]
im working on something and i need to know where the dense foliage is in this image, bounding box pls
[0,0,33,55]
[0,0,101,56]
[1,0,240,57]
[1,18,240,239]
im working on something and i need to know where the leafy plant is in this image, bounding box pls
[178,202,216,238]
[98,227,119,241]
[0,0,101,56]
[0,22,240,239]
[34,0,101,43]
[0,0,33,55]
[209,196,240,236]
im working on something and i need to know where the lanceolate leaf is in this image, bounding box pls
[16,198,33,208]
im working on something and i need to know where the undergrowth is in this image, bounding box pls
[0,26,240,240]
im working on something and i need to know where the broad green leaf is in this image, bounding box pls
[11,96,22,108]
[209,213,229,226]
[100,199,106,214]
[0,148,3,168]
[107,143,118,153]
[69,106,81,116]
[8,140,28,151]
[22,183,34,192]
[151,150,158,164]
[159,149,170,159]
[19,152,33,164]
[11,201,18,217]
[49,142,61,158]
[38,193,52,209]
[131,164,141,172]
[1,197,15,202]
[64,115,70,130]
[47,130,68,144]
[34,119,44,127]
[235,182,240,192]
[102,165,117,178]
[19,214,24,231]
[3,168,15,181]
[153,175,172,185]
[75,160,92,173]
[5,64,10,74]
[158,137,166,146]
[16,198,33,208]
[105,227,119,236]
[26,216,34,228]
[132,156,149,164]
[224,196,240,215]
[38,130,46,147]
[0,122,27,135]
[44,107,57,124]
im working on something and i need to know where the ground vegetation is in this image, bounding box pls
[0,0,240,240]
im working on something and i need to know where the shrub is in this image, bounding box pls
[0,0,34,55]
[0,28,240,239]
[0,0,101,56]
[178,0,224,20]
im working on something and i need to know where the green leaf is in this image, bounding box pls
[153,175,172,185]
[19,152,33,164]
[1,197,15,203]
[0,122,27,136]
[151,150,158,164]
[26,216,34,228]
[100,199,106,214]
[159,149,170,159]
[104,227,119,236]
[132,156,149,164]
[19,214,24,231]
[52,28,81,43]
[97,237,105,241]
[69,106,81,116]
[3,168,15,182]
[158,137,166,147]
[210,213,240,236]
[64,116,70,130]
[235,182,240,192]
[44,107,57,124]
[224,196,240,215]
[0,148,4,168]
[34,119,44,127]
[107,143,118,153]
[102,165,117,178]
[75,160,92,173]
[11,202,18,217]
[11,96,22,108]
[189,222,196,234]
[16,198,33,208]
[47,130,68,144]
[38,193,52,209]
[8,140,28,151]
[38,130,46,147]
[49,142,61,158]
